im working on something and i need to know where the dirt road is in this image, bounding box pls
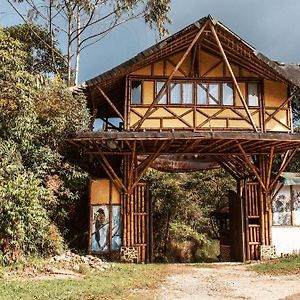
[133,263,300,300]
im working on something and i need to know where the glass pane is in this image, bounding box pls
[93,118,105,131]
[131,81,142,104]
[197,83,207,105]
[156,81,167,104]
[223,83,234,105]
[170,83,181,104]
[248,82,259,106]
[107,117,123,130]
[208,83,220,105]
[182,83,193,104]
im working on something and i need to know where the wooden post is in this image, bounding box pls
[135,20,209,130]
[209,22,258,132]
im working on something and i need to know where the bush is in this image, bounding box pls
[0,173,63,264]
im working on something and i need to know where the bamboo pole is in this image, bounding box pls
[209,23,258,132]
[135,20,209,130]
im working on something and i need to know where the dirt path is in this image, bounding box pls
[132,263,300,300]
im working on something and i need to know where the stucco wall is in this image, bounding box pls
[272,227,300,256]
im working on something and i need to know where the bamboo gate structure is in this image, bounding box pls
[69,16,300,262]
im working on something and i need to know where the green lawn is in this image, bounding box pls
[249,255,300,275]
[0,264,166,300]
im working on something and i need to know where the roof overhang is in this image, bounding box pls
[73,15,300,94]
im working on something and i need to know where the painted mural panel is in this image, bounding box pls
[272,186,291,226]
[91,205,122,253]
[292,187,300,226]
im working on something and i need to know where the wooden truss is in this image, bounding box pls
[129,19,259,132]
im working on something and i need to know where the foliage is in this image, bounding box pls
[0,27,90,263]
[144,168,235,262]
[9,0,171,84]
[5,24,67,78]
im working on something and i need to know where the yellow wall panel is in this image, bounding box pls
[266,119,289,132]
[169,107,191,116]
[208,119,227,128]
[153,61,164,76]
[196,111,207,126]
[225,64,239,77]
[266,110,288,126]
[166,61,184,76]
[201,108,221,116]
[229,120,252,128]
[91,179,120,205]
[143,81,154,104]
[236,83,246,106]
[200,51,222,77]
[150,108,174,118]
[240,68,258,77]
[129,110,141,126]
[169,51,191,75]
[163,118,188,128]
[143,119,160,128]
[218,109,241,119]
[264,80,288,107]
[181,112,194,126]
[131,65,151,76]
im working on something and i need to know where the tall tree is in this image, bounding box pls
[8,0,171,85]
[5,23,68,78]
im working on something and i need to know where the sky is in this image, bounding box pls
[1,0,300,83]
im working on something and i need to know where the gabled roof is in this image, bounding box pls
[75,15,300,91]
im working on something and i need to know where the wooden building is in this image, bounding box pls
[69,15,300,262]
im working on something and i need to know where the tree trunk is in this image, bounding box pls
[74,7,80,85]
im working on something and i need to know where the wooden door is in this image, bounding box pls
[244,182,261,260]
[228,190,245,261]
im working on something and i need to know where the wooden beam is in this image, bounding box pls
[131,141,168,191]
[98,152,127,193]
[269,147,298,192]
[135,20,209,130]
[237,141,267,191]
[96,86,125,122]
[266,146,274,191]
[209,22,258,132]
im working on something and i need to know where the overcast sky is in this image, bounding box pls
[1,0,300,83]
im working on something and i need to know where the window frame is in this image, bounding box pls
[129,77,260,108]
[246,81,260,107]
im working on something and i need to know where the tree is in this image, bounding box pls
[144,168,236,262]
[8,0,171,85]
[5,23,68,78]
[0,26,91,263]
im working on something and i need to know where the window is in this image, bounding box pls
[222,83,234,106]
[156,81,167,104]
[247,82,259,106]
[182,83,193,104]
[273,185,300,226]
[170,83,193,104]
[197,83,233,105]
[197,83,208,105]
[131,80,142,104]
[208,83,220,105]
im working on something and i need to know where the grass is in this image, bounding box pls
[0,263,167,300]
[249,255,300,275]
